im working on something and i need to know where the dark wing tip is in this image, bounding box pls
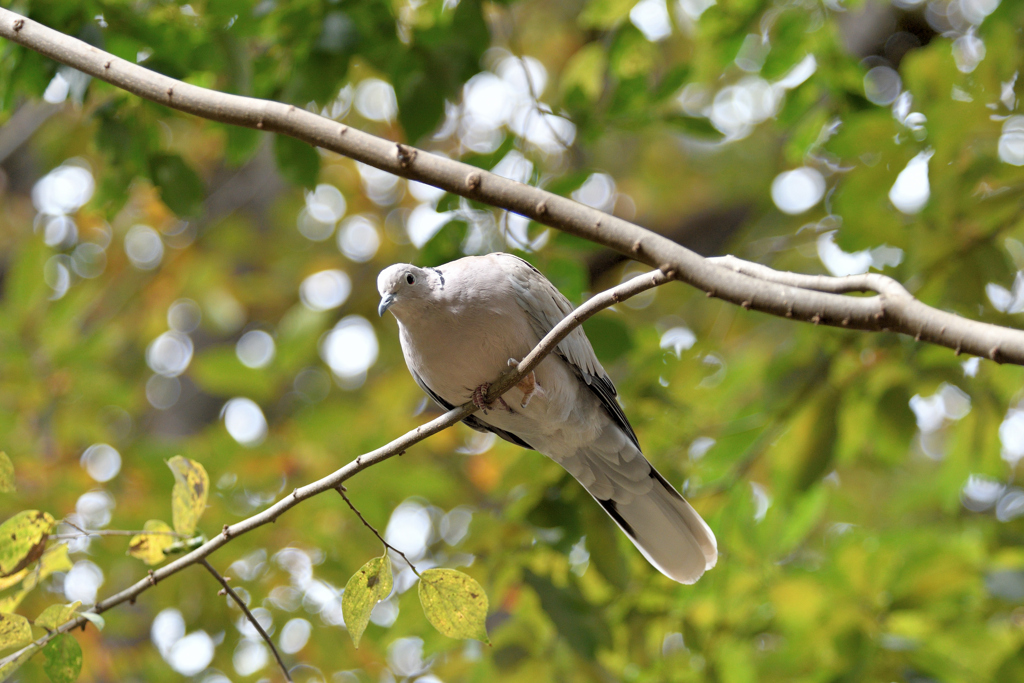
[598,498,637,540]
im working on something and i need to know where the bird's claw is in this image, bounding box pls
[507,358,539,408]
[472,383,511,414]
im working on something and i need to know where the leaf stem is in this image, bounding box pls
[337,488,421,578]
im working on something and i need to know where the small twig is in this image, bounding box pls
[199,559,292,682]
[50,529,186,540]
[336,488,421,577]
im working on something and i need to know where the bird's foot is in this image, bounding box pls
[507,358,540,408]
[471,383,511,414]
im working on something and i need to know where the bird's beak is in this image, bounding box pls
[378,294,396,317]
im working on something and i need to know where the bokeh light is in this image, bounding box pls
[64,560,104,605]
[124,224,165,270]
[630,0,672,42]
[998,116,1024,166]
[319,316,379,386]
[279,618,312,654]
[236,330,276,369]
[146,331,194,377]
[770,167,826,215]
[168,298,202,333]
[222,397,268,447]
[337,215,381,262]
[354,78,398,122]
[32,160,94,215]
[300,269,352,311]
[863,66,902,105]
[384,501,433,562]
[888,150,933,214]
[80,443,122,482]
[298,184,347,241]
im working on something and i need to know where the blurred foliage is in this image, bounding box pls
[1,0,1024,682]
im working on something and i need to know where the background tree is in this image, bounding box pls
[2,0,1024,682]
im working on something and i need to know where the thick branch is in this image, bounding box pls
[0,268,669,668]
[1,9,1022,363]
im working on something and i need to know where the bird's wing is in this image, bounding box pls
[499,254,640,450]
[409,366,534,450]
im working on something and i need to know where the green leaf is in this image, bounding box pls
[341,555,393,648]
[0,453,13,493]
[167,457,209,536]
[34,603,81,632]
[274,135,320,188]
[0,511,55,577]
[0,612,32,650]
[128,520,176,566]
[417,568,489,643]
[42,633,82,683]
[560,44,607,104]
[148,153,206,218]
[778,485,829,554]
[578,0,636,29]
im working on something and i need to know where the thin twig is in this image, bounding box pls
[199,559,292,682]
[0,269,672,670]
[336,488,420,577]
[51,530,186,540]
[3,8,1022,362]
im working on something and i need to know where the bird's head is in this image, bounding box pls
[376,263,437,318]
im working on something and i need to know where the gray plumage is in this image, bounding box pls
[377,253,717,584]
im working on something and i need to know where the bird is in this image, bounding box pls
[377,252,717,584]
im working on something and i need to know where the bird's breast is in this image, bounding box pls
[398,305,536,405]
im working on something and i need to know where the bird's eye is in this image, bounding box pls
[406,273,415,285]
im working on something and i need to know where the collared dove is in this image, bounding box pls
[377,252,717,584]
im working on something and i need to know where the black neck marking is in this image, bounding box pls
[431,267,445,289]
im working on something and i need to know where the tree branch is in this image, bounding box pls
[199,559,292,682]
[0,266,670,669]
[1,8,1022,363]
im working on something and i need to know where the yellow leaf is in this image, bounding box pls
[34,602,81,631]
[342,555,393,648]
[0,511,55,577]
[0,589,30,614]
[0,612,32,650]
[0,453,14,493]
[21,544,74,595]
[417,568,489,643]
[37,545,72,581]
[167,456,208,536]
[128,520,176,566]
[0,569,28,593]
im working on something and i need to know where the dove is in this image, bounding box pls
[377,253,716,584]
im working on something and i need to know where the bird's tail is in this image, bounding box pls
[560,428,717,584]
